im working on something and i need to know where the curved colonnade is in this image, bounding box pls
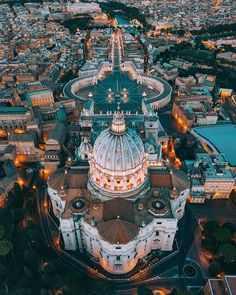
[63,60,172,113]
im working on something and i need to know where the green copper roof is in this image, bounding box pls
[0,106,29,114]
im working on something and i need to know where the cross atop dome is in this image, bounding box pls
[111,103,126,134]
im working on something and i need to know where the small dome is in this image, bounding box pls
[75,137,92,161]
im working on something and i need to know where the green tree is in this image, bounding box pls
[41,273,51,288]
[64,272,86,294]
[212,227,232,243]
[24,266,35,279]
[13,182,21,194]
[203,221,219,236]
[13,208,24,223]
[86,279,116,295]
[0,263,7,277]
[44,262,56,275]
[202,236,215,252]
[137,285,153,295]
[51,274,64,291]
[176,291,192,295]
[219,243,236,263]
[0,225,5,239]
[40,289,50,295]
[208,261,222,277]
[0,239,13,257]
[223,222,236,235]
[27,220,36,229]
[23,249,38,269]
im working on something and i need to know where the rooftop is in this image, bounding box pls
[0,106,29,114]
[193,124,236,167]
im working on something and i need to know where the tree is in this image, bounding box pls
[44,262,56,275]
[176,291,192,295]
[40,289,50,295]
[137,286,153,295]
[24,266,35,279]
[219,243,236,263]
[23,249,38,269]
[0,263,7,277]
[41,273,51,288]
[0,239,13,257]
[223,222,236,235]
[208,261,222,277]
[0,225,5,239]
[86,279,116,295]
[27,220,36,230]
[51,274,64,291]
[13,208,24,223]
[212,227,232,243]
[64,272,86,294]
[13,182,21,194]
[202,236,215,252]
[203,221,219,236]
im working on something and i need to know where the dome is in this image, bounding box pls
[92,128,145,171]
[89,107,148,198]
[75,137,92,161]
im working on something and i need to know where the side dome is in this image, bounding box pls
[75,137,92,161]
[89,107,148,198]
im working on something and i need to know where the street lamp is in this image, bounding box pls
[107,86,129,103]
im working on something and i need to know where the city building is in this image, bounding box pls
[191,124,236,170]
[48,108,190,274]
[204,275,236,295]
[188,153,235,203]
[0,159,19,203]
[23,84,54,107]
[172,101,218,130]
[9,131,43,162]
[45,122,66,152]
[0,106,32,132]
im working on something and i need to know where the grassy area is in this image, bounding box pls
[62,15,93,33]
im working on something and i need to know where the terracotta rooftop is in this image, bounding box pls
[97,219,139,244]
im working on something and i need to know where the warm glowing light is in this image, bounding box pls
[221,91,230,98]
[18,179,24,186]
[14,129,25,134]
[0,198,5,208]
[0,129,7,138]
[153,290,166,295]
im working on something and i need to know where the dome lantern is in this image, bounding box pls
[111,104,126,134]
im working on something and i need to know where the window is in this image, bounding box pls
[115,264,121,269]
[155,231,159,236]
[116,246,121,249]
[116,256,121,261]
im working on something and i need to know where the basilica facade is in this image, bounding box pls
[47,108,190,274]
